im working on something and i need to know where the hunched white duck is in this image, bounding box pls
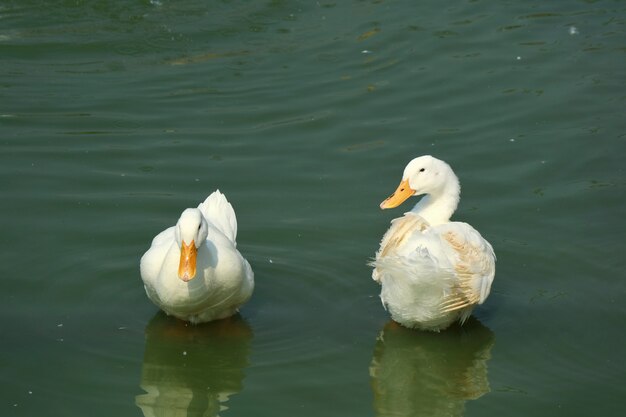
[140,190,254,324]
[371,156,495,331]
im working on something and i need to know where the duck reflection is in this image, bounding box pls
[370,318,495,417]
[136,313,253,417]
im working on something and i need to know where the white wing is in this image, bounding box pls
[431,222,496,307]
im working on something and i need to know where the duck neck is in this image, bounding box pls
[410,181,460,226]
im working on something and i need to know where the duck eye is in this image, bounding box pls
[198,224,202,231]
[419,168,425,172]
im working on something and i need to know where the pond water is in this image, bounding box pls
[1,1,625,416]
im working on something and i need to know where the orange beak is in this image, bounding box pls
[178,240,198,282]
[380,179,414,209]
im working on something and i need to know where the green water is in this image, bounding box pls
[2,1,625,416]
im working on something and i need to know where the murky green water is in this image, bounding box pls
[2,1,625,416]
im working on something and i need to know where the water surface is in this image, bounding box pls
[1,1,625,416]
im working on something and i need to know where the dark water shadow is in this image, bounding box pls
[370,317,495,417]
[135,312,253,417]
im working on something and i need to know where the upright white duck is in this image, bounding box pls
[140,190,254,324]
[371,156,495,331]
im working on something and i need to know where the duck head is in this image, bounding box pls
[380,155,456,209]
[175,208,208,282]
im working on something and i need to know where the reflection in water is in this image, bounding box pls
[370,318,495,417]
[136,313,253,417]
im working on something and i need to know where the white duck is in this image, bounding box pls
[371,156,495,331]
[140,190,254,324]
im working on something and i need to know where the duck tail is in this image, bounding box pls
[198,190,238,244]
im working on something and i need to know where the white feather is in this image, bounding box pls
[197,189,238,244]
[140,190,253,323]
[372,156,496,331]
